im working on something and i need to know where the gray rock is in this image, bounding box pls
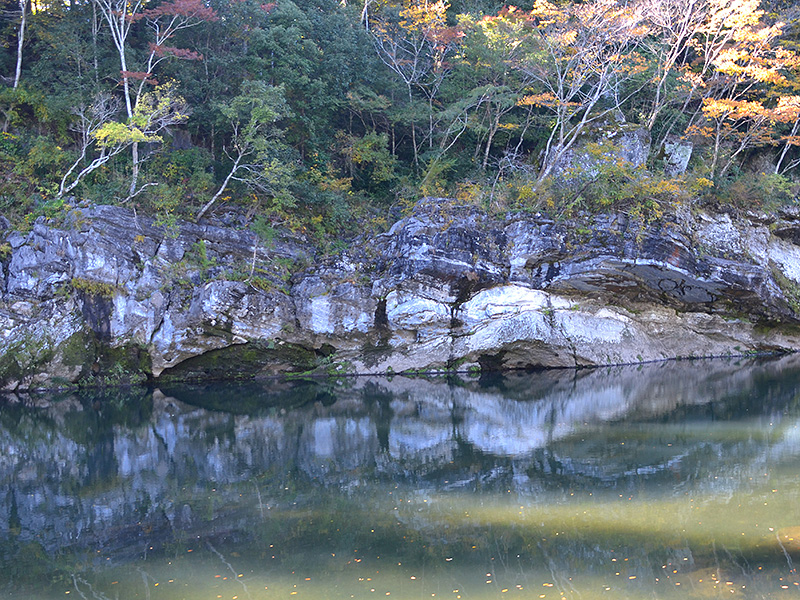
[661,135,693,176]
[545,114,651,182]
[2,200,800,389]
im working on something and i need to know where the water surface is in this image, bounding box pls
[2,356,800,599]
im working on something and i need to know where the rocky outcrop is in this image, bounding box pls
[2,200,800,389]
[660,135,693,176]
[544,112,651,181]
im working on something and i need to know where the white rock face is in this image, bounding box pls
[3,203,800,388]
[767,238,800,284]
[385,290,450,331]
[309,295,335,334]
[693,209,800,286]
[294,278,375,339]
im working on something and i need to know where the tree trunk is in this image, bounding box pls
[197,154,242,221]
[92,3,100,84]
[117,53,133,119]
[776,118,800,175]
[13,0,27,89]
[407,87,419,170]
[128,142,140,198]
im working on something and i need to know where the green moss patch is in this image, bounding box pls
[156,340,322,383]
[0,333,55,389]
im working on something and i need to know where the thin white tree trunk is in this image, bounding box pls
[776,119,800,175]
[129,142,140,197]
[197,155,243,221]
[13,0,27,89]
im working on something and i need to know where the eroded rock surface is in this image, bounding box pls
[2,200,800,389]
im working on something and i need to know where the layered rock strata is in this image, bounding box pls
[2,201,800,389]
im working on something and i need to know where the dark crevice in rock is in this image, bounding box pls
[374,297,389,331]
[450,273,482,329]
[78,291,114,342]
[478,353,506,373]
[157,340,318,383]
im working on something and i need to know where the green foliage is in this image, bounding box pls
[507,148,718,223]
[0,131,19,156]
[14,135,69,194]
[261,156,298,213]
[0,131,69,218]
[242,0,378,155]
[225,266,280,292]
[77,166,130,206]
[0,0,798,237]
[218,81,288,137]
[189,240,218,280]
[715,171,800,211]
[149,183,184,236]
[419,155,458,198]
[250,215,277,247]
[0,87,50,132]
[71,277,117,298]
[145,147,214,211]
[197,81,296,220]
[335,130,397,194]
[350,132,396,182]
[95,82,188,148]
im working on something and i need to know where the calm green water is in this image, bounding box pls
[2,356,800,600]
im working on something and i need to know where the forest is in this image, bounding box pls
[0,0,799,238]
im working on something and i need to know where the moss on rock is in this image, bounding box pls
[156,340,321,383]
[0,334,55,389]
[56,328,152,388]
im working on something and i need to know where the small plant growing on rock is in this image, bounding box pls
[190,240,218,280]
[71,277,116,298]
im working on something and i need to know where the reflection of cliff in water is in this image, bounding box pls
[0,354,800,560]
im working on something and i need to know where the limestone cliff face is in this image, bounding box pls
[2,201,800,389]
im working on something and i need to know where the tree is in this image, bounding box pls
[454,9,535,171]
[369,0,460,167]
[90,0,215,197]
[511,0,649,182]
[685,8,800,178]
[196,80,291,221]
[639,0,707,134]
[774,95,800,174]
[57,93,122,198]
[57,82,189,198]
[90,0,142,120]
[243,0,375,160]
[13,0,28,88]
[336,130,396,193]
[690,98,775,178]
[132,0,217,107]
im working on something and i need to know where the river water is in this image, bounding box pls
[1,355,800,599]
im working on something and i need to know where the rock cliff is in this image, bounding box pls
[2,200,800,390]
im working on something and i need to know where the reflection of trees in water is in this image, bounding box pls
[0,354,799,589]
